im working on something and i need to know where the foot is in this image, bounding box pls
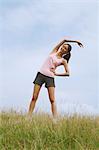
[25,113,32,122]
[52,117,58,124]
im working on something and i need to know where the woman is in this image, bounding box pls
[28,39,83,118]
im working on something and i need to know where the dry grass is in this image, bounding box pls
[0,110,99,150]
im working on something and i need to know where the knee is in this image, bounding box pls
[50,99,55,104]
[32,94,38,102]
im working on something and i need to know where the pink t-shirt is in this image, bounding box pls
[39,53,64,78]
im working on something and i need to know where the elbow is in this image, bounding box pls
[66,74,70,77]
[65,71,70,76]
[65,73,70,77]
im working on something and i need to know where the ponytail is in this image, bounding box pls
[62,44,72,63]
[63,52,71,63]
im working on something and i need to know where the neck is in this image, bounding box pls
[56,51,63,58]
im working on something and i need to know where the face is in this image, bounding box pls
[60,44,69,54]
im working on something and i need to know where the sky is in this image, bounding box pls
[0,0,99,116]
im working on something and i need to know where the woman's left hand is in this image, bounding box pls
[76,41,84,47]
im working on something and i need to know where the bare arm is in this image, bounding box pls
[50,39,66,54]
[65,40,84,47]
[50,39,84,54]
[55,59,70,77]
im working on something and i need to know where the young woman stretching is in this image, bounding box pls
[28,39,83,118]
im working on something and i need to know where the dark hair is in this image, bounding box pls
[67,44,72,52]
[62,44,72,63]
[63,52,71,63]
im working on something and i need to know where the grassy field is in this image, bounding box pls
[0,110,99,150]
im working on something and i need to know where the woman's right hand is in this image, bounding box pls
[50,68,55,74]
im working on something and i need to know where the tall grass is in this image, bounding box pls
[0,110,99,150]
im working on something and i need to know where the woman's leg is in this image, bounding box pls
[47,87,57,118]
[28,84,41,116]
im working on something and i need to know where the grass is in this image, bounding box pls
[0,110,99,150]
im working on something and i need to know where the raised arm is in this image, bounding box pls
[65,40,84,47]
[50,39,66,54]
[50,39,83,54]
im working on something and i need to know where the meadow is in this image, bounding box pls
[0,110,99,150]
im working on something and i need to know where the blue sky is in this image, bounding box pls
[0,0,99,115]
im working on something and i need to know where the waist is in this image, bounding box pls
[38,72,54,79]
[39,69,54,78]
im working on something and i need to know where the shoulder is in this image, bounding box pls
[49,51,57,55]
[49,52,56,58]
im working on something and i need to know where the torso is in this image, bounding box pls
[39,53,64,77]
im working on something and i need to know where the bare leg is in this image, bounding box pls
[28,84,41,117]
[47,87,57,118]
